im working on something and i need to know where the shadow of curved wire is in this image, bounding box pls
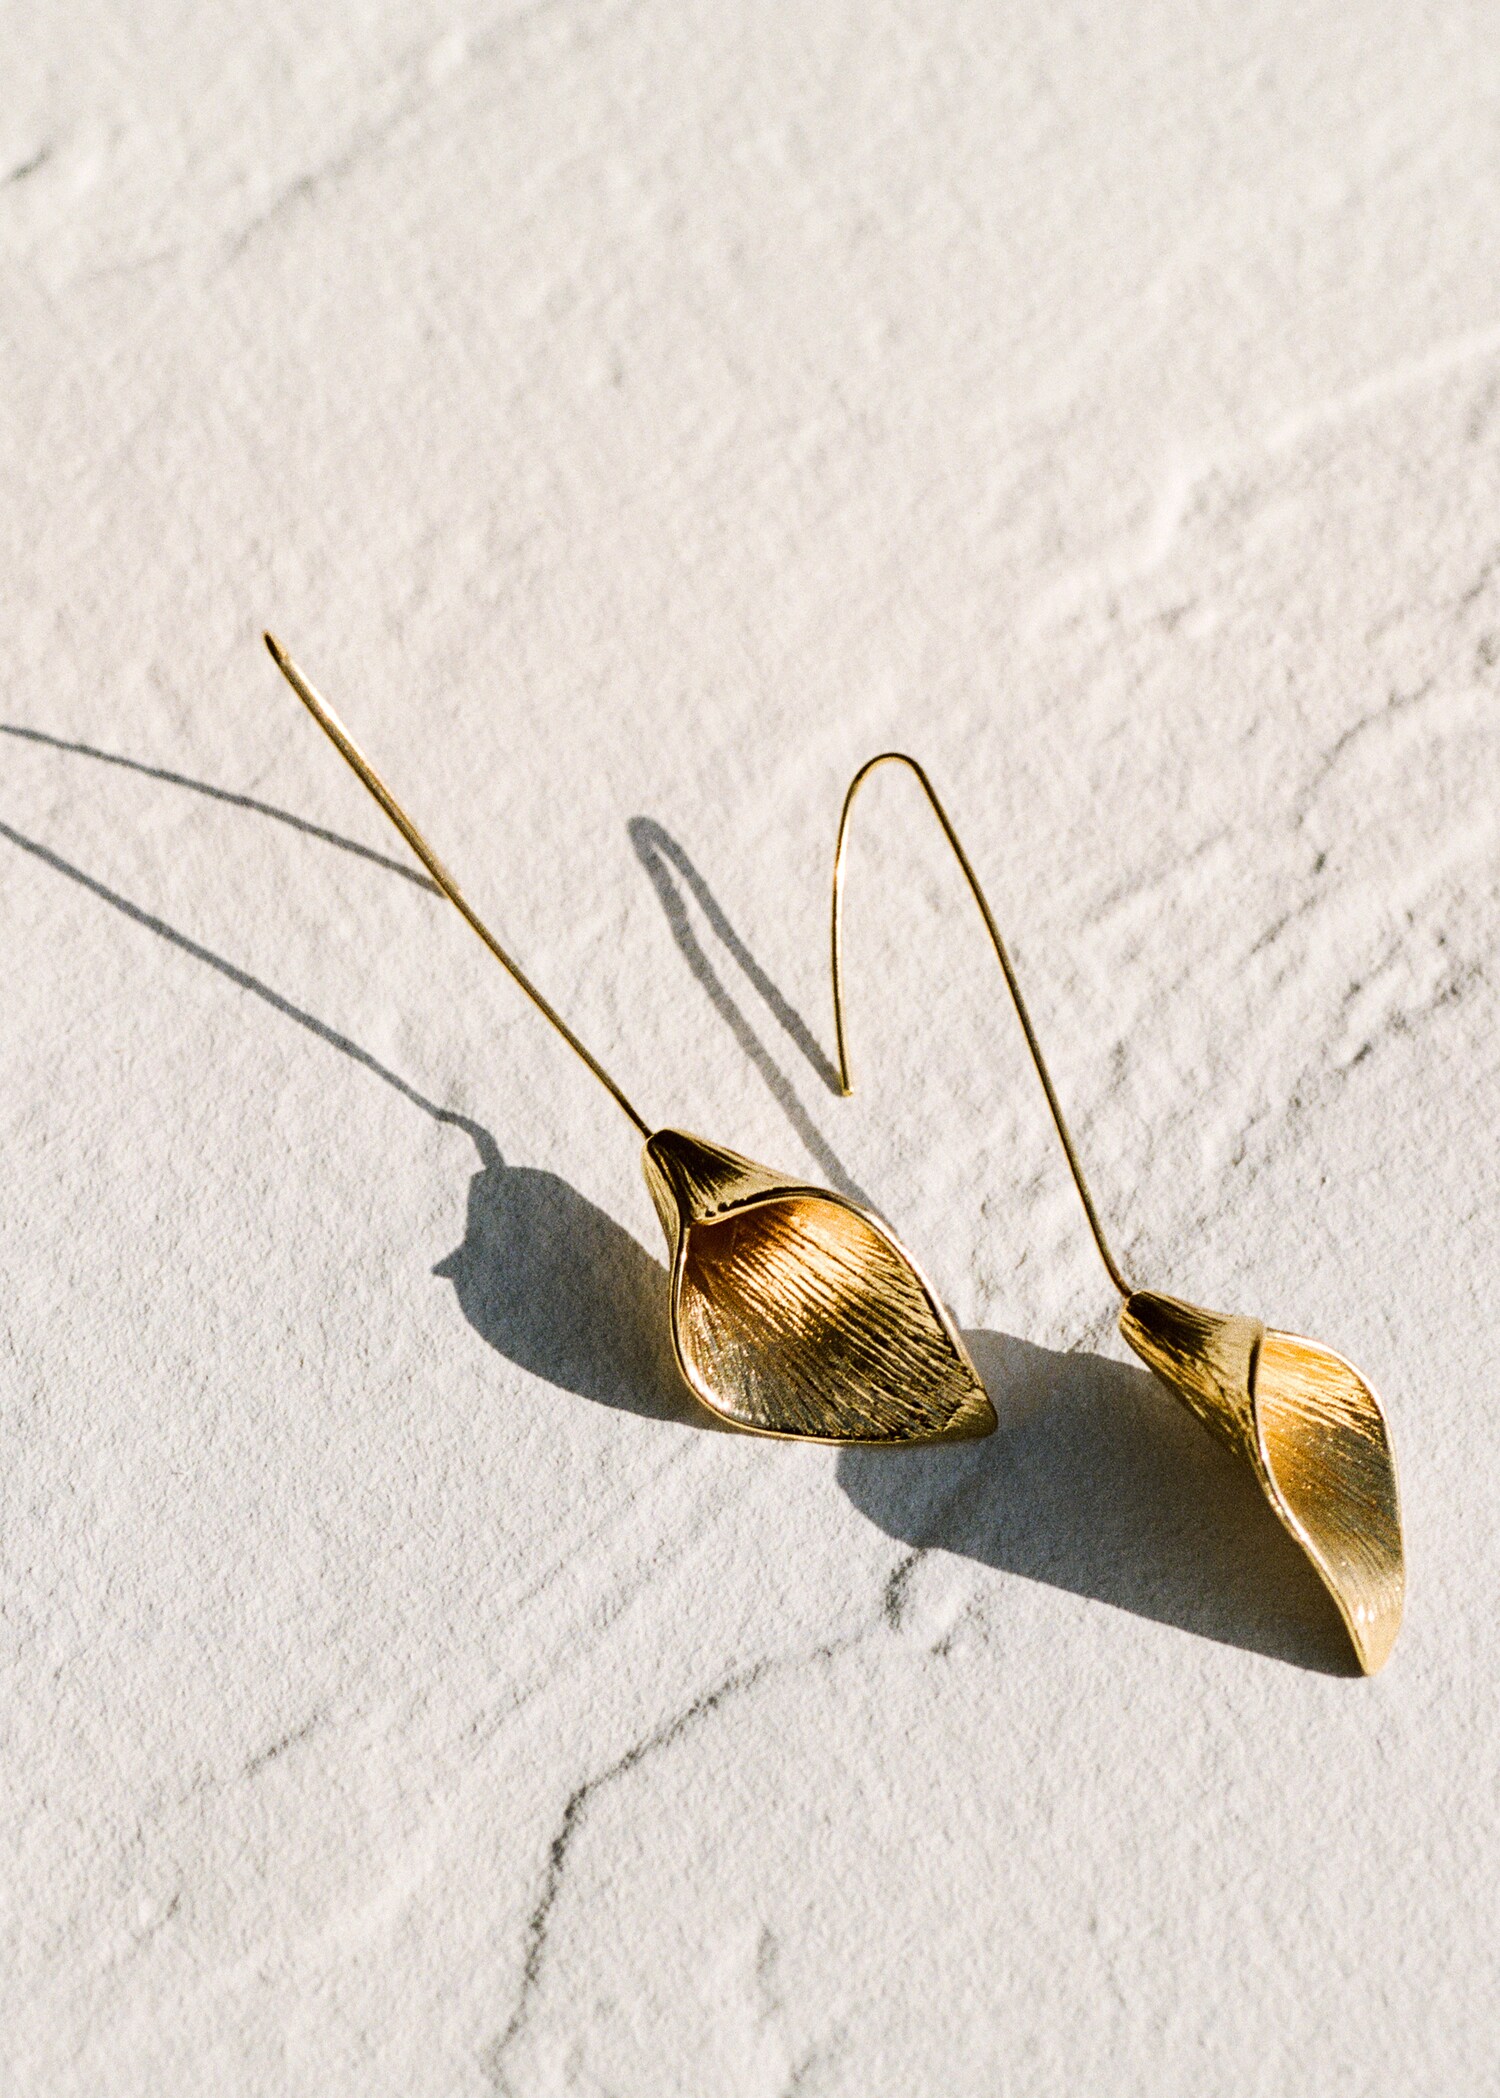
[0,815,457,1125]
[630,819,842,1094]
[628,817,859,1196]
[0,722,438,891]
[0,812,714,1430]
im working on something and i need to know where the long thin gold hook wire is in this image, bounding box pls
[830,751,1132,1298]
[263,633,652,1139]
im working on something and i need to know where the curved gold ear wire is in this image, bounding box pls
[831,752,1405,1673]
[833,754,1132,1298]
[261,639,994,1447]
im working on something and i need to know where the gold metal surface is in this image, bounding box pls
[262,637,994,1445]
[1119,1293,1403,1673]
[643,1129,993,1442]
[831,750,1406,1671]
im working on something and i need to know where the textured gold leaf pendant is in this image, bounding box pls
[643,1129,996,1443]
[1120,1292,1405,1673]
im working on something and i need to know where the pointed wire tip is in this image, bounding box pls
[263,630,290,669]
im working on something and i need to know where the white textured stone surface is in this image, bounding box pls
[4,5,1499,2091]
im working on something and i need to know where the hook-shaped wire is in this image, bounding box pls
[832,753,1407,1670]
[830,751,1132,1299]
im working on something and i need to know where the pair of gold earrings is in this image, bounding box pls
[263,635,1405,1675]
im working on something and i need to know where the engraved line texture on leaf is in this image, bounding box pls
[1255,1331,1404,1674]
[677,1194,992,1442]
[1119,1291,1404,1672]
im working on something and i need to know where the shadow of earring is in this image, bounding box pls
[839,1328,1361,1675]
[432,1134,712,1428]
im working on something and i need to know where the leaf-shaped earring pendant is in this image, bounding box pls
[1117,1294,1402,1672]
[831,753,1405,1671]
[261,640,993,1447]
[642,1128,989,1441]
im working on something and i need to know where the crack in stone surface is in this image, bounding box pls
[4,144,50,185]
[243,1711,326,1780]
[484,1659,773,2090]
[1292,678,1438,828]
[483,1620,893,2092]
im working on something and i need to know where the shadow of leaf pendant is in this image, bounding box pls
[262,637,995,1446]
[830,751,1407,1670]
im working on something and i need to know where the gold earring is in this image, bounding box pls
[831,752,1405,1673]
[261,639,995,1447]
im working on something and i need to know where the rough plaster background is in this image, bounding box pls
[3,4,1498,2092]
